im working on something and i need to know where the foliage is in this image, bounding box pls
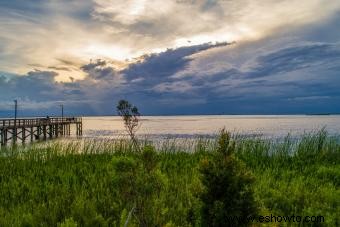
[58,218,78,227]
[235,130,340,226]
[0,130,339,226]
[116,100,141,152]
[199,129,257,226]
[111,145,167,226]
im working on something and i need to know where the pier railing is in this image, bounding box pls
[0,117,82,146]
[0,117,82,128]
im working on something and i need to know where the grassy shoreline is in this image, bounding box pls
[0,130,339,226]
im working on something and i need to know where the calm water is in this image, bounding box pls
[82,115,340,139]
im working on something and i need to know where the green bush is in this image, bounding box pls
[111,145,167,226]
[199,130,257,226]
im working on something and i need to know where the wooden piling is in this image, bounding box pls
[0,129,4,146]
[22,128,25,144]
[49,125,52,139]
[0,117,82,146]
[43,125,47,141]
[30,127,34,142]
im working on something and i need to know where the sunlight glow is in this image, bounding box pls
[76,44,133,62]
[128,0,147,16]
[174,26,259,48]
[54,69,86,82]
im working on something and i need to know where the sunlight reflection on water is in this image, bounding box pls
[81,115,340,140]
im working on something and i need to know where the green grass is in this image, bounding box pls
[0,130,339,226]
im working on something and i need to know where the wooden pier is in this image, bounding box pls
[0,117,82,147]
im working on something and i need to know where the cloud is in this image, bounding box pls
[81,59,124,84]
[153,81,194,93]
[0,42,228,114]
[122,42,230,85]
[0,71,61,102]
[288,96,332,101]
[1,1,340,115]
[1,37,340,115]
[214,42,340,97]
[1,0,340,78]
[244,43,340,79]
[93,0,340,46]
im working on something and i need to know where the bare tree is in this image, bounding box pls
[116,100,141,152]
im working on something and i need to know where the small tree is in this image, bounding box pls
[199,129,257,226]
[116,100,141,152]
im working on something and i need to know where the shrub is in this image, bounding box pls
[199,129,257,226]
[111,145,167,226]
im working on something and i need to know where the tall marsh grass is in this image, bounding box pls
[0,130,339,226]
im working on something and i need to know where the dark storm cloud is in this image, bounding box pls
[0,70,91,116]
[247,43,340,79]
[123,42,230,86]
[139,40,340,114]
[215,43,340,96]
[80,59,125,84]
[0,71,59,102]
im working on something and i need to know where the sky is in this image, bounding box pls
[0,0,340,116]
